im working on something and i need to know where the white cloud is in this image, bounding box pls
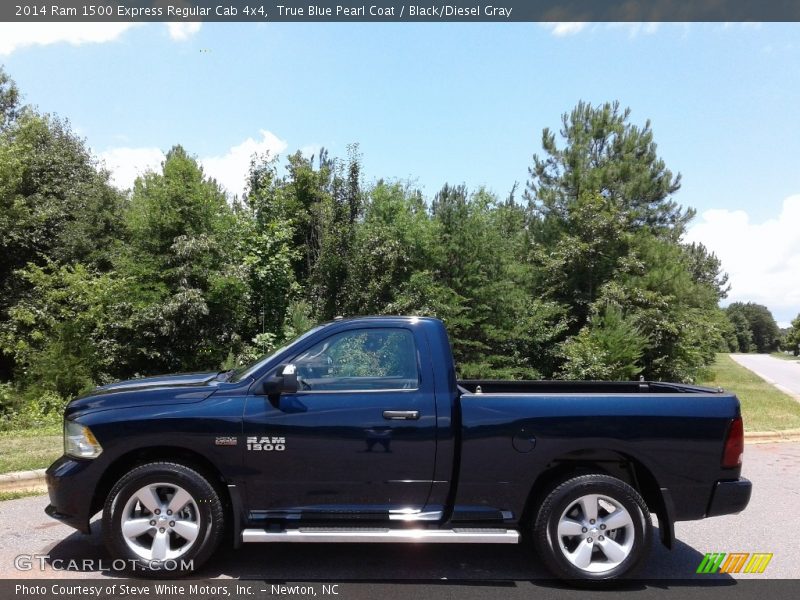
[0,22,140,56]
[608,22,661,37]
[541,22,664,38]
[0,22,200,56]
[299,144,324,160]
[722,22,762,30]
[166,22,202,41]
[201,130,288,198]
[98,147,165,190]
[541,22,588,37]
[685,195,800,323]
[99,130,288,199]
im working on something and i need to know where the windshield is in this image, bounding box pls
[229,324,329,383]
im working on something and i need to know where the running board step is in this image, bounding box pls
[241,527,519,544]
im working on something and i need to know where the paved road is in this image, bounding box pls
[0,442,797,585]
[730,354,800,401]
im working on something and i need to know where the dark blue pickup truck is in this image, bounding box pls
[46,316,751,583]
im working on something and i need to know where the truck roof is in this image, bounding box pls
[326,315,443,325]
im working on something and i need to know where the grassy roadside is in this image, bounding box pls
[0,489,45,501]
[699,353,800,431]
[770,351,800,362]
[0,426,62,474]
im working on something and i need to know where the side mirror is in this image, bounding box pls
[257,364,299,396]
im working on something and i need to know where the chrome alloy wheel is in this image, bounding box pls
[120,482,201,562]
[556,493,635,574]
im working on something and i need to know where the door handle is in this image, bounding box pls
[383,410,420,420]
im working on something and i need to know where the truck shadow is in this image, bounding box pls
[42,520,734,588]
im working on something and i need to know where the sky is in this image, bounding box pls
[1,21,799,326]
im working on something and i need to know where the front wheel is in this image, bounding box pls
[102,462,225,577]
[532,473,652,583]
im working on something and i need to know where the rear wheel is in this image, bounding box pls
[103,462,224,576]
[532,473,651,583]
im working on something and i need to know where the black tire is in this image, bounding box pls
[102,462,224,577]
[532,473,651,584]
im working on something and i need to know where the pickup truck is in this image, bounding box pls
[46,316,751,583]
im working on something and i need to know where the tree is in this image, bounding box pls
[0,113,124,281]
[424,184,568,378]
[528,191,632,328]
[116,146,251,374]
[0,66,20,131]
[340,181,436,315]
[0,262,127,396]
[784,314,800,356]
[683,242,730,300]
[308,144,364,319]
[559,305,648,380]
[726,303,781,354]
[241,153,301,335]
[589,234,726,381]
[0,78,124,381]
[0,72,746,406]
[245,145,364,321]
[525,100,692,239]
[727,310,752,353]
[524,101,727,381]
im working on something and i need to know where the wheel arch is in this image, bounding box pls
[520,447,673,548]
[91,446,233,522]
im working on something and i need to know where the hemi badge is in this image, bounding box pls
[215,436,238,446]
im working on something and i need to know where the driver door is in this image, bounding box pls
[243,325,438,521]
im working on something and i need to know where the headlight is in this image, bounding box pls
[64,420,103,459]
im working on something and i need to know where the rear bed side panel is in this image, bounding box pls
[455,392,742,524]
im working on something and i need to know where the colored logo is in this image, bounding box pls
[696,552,773,574]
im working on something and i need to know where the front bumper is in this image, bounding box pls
[45,455,103,534]
[706,477,752,517]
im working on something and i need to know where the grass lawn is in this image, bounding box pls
[770,351,800,362]
[0,426,62,474]
[0,489,46,502]
[699,353,800,432]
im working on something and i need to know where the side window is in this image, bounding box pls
[293,328,419,391]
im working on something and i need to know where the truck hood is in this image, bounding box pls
[65,372,220,418]
[94,371,219,392]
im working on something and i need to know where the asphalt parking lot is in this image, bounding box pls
[0,442,797,589]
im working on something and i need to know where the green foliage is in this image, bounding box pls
[0,98,124,383]
[342,181,436,315]
[114,146,254,374]
[784,314,800,356]
[241,156,301,335]
[727,310,752,353]
[559,306,647,380]
[0,66,20,131]
[715,307,739,353]
[589,235,727,381]
[0,382,64,431]
[525,100,691,238]
[683,242,730,300]
[528,191,632,328]
[525,101,727,382]
[0,262,128,395]
[726,302,781,354]
[0,68,764,424]
[0,112,123,284]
